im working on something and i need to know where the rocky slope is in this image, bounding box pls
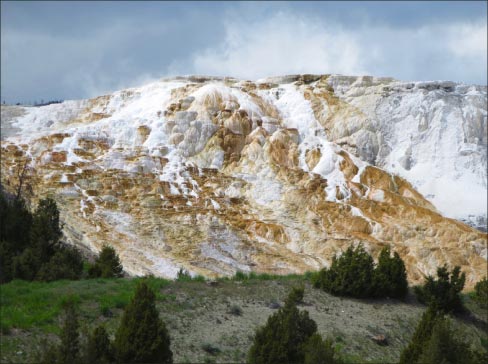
[1,74,486,287]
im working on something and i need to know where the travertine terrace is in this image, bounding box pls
[1,74,486,287]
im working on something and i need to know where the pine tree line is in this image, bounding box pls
[0,195,84,282]
[0,191,124,283]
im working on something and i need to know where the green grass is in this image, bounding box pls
[0,272,310,334]
[175,268,207,282]
[1,276,487,364]
[221,270,314,283]
[0,277,170,333]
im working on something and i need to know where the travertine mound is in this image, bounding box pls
[1,75,486,287]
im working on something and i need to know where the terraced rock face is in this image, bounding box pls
[1,74,486,287]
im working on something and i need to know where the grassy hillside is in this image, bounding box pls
[1,275,487,363]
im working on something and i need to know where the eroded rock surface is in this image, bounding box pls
[1,75,486,287]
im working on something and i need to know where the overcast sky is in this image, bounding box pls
[1,1,487,103]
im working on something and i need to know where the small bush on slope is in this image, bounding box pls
[247,288,341,364]
[287,285,305,305]
[304,333,342,364]
[89,245,123,278]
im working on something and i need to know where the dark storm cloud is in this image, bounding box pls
[1,1,486,104]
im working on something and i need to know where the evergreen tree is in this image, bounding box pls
[247,289,317,364]
[0,241,14,283]
[89,245,123,278]
[58,302,81,364]
[418,317,476,364]
[41,301,82,364]
[399,306,440,364]
[373,246,408,299]
[114,281,173,363]
[303,333,341,364]
[30,198,62,262]
[85,325,114,363]
[314,244,375,298]
[1,191,86,283]
[0,192,32,251]
[414,265,466,313]
[0,191,33,283]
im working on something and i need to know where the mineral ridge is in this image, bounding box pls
[1,74,486,287]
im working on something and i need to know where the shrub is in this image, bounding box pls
[114,281,173,363]
[247,289,317,364]
[228,304,243,316]
[176,268,192,281]
[314,244,375,298]
[192,275,206,282]
[87,264,102,278]
[373,246,408,299]
[473,277,488,308]
[303,333,342,364]
[234,271,248,281]
[89,245,123,278]
[202,343,221,355]
[100,303,113,318]
[287,285,305,305]
[414,265,465,313]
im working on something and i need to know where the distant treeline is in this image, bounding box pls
[34,99,64,106]
[2,99,63,106]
